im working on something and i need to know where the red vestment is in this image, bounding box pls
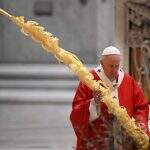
[70,68,149,150]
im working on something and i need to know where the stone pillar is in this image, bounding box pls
[114,0,129,71]
[96,0,115,61]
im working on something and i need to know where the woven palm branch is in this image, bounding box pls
[0,8,149,150]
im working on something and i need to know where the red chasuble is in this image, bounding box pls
[70,67,149,150]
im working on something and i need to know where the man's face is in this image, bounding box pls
[100,55,121,80]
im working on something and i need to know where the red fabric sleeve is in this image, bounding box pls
[70,81,93,143]
[133,80,149,133]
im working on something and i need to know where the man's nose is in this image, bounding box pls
[112,68,118,74]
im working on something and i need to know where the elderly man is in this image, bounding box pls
[70,46,149,150]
